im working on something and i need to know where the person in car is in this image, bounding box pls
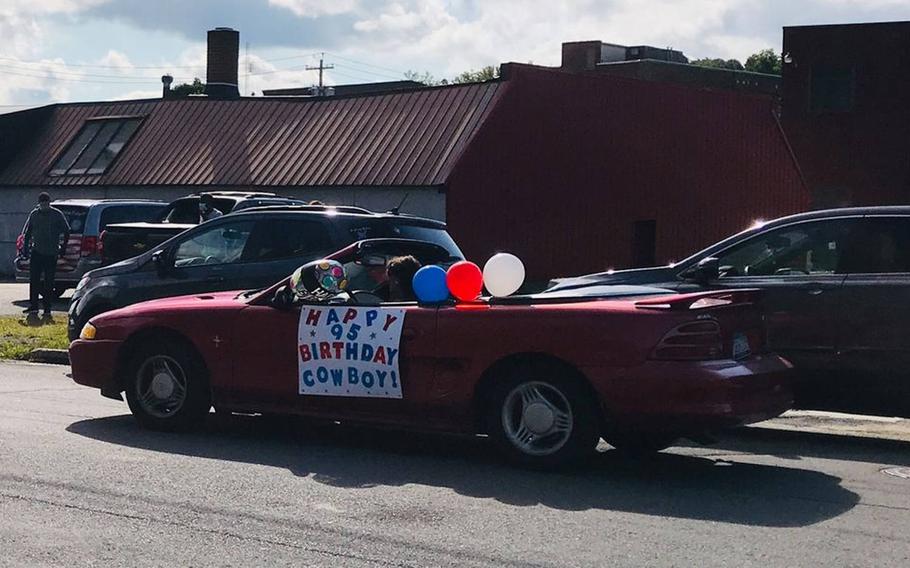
[22,192,70,316]
[198,194,223,223]
[386,255,421,302]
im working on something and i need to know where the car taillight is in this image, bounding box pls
[80,236,99,257]
[651,320,723,361]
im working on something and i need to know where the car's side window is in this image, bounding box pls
[837,217,910,274]
[173,221,254,267]
[716,219,856,278]
[241,219,333,262]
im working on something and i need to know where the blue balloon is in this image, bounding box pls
[412,265,449,303]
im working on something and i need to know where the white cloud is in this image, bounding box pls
[268,0,359,18]
[97,49,133,71]
[3,0,910,106]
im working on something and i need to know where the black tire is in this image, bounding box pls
[123,338,211,431]
[484,363,600,469]
[603,431,677,455]
[50,287,67,300]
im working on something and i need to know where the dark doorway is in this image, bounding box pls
[631,220,657,268]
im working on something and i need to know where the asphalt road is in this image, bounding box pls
[2,362,910,567]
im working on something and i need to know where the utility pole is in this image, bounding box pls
[306,53,334,96]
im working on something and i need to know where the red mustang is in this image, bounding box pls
[69,239,793,467]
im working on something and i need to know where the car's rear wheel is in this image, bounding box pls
[486,367,599,469]
[124,340,211,431]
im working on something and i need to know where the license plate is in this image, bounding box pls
[732,333,751,360]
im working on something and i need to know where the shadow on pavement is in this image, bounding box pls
[11,297,71,313]
[67,412,860,528]
[696,426,910,467]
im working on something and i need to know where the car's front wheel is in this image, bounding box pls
[486,367,600,469]
[124,340,211,431]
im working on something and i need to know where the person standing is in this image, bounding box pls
[22,192,70,316]
[198,194,223,223]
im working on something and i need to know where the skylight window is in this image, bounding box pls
[49,117,142,176]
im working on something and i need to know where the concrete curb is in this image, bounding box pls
[28,348,69,365]
[755,410,910,443]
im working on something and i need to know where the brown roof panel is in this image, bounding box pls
[0,82,501,188]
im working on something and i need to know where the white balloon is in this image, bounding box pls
[483,253,526,297]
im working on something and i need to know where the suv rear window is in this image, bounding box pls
[55,205,88,233]
[345,221,462,258]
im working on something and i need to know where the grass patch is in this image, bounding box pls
[0,315,69,360]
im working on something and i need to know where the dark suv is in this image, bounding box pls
[548,206,910,417]
[68,206,462,340]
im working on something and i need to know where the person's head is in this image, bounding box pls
[38,192,51,211]
[386,255,421,301]
[309,200,324,206]
[199,194,215,214]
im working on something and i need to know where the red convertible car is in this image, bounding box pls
[69,239,793,467]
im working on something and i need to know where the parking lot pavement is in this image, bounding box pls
[0,282,72,316]
[2,360,910,567]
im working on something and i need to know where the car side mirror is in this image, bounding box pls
[680,257,719,284]
[151,249,172,275]
[271,285,296,310]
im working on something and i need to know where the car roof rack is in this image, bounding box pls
[188,191,278,198]
[238,204,376,215]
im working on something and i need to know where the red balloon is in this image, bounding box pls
[446,261,483,302]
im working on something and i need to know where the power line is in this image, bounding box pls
[0,67,195,85]
[332,64,403,81]
[0,61,198,82]
[324,52,407,76]
[0,54,204,71]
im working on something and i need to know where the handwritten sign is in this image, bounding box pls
[298,306,406,398]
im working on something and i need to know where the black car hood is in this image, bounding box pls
[83,254,146,278]
[547,266,679,291]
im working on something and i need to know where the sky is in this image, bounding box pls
[0,0,907,112]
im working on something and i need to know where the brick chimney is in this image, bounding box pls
[205,27,240,99]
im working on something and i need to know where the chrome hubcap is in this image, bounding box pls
[136,355,187,418]
[501,381,573,456]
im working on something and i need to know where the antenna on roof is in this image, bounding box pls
[389,192,410,215]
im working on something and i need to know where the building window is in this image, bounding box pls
[49,117,142,176]
[809,65,854,113]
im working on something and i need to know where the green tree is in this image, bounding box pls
[744,49,781,75]
[171,78,205,97]
[451,65,499,84]
[689,57,744,71]
[404,70,447,86]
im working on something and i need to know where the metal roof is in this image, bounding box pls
[0,81,503,188]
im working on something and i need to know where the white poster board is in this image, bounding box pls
[298,306,407,398]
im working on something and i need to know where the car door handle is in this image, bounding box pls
[205,276,225,283]
[799,282,833,295]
